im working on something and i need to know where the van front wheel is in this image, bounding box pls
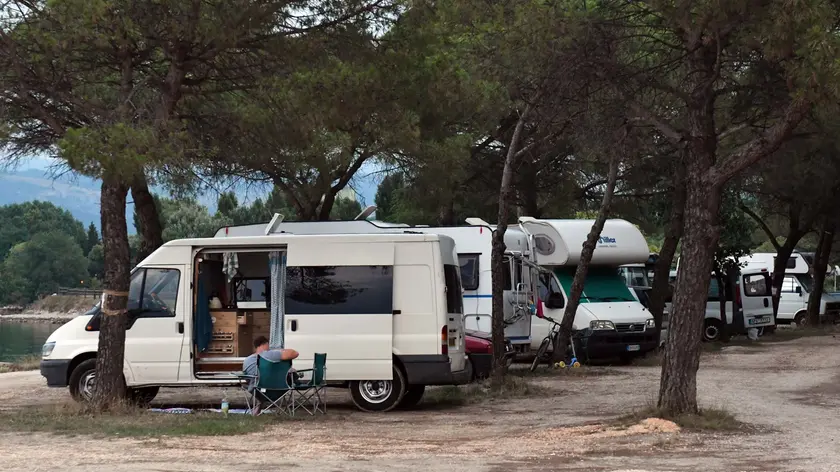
[68,358,97,403]
[350,366,406,412]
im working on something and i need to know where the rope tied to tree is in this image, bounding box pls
[100,290,130,316]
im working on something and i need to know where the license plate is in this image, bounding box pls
[749,316,771,325]
[626,344,640,352]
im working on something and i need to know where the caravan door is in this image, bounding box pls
[284,242,395,381]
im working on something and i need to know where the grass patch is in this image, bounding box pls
[509,363,622,378]
[422,376,549,407]
[30,295,97,313]
[614,406,745,432]
[0,354,41,373]
[0,403,286,437]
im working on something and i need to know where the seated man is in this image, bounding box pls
[242,336,299,390]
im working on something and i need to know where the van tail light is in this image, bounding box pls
[441,326,448,355]
[536,299,545,318]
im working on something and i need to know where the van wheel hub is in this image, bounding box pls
[359,380,393,404]
[80,372,96,401]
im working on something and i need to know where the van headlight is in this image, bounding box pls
[645,319,656,329]
[590,320,615,331]
[42,342,55,358]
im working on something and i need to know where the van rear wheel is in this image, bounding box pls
[350,366,406,412]
[703,319,723,342]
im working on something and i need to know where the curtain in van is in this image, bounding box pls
[268,251,287,349]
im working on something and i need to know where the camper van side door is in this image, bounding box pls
[123,266,186,385]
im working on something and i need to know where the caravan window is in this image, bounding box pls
[775,256,797,270]
[285,266,393,315]
[502,256,523,291]
[444,264,464,314]
[458,254,480,291]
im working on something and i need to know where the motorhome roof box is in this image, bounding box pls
[518,217,649,266]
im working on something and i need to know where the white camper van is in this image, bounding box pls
[663,267,774,342]
[40,233,469,412]
[519,218,658,362]
[740,252,840,325]
[217,219,540,353]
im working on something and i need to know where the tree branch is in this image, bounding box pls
[708,96,812,186]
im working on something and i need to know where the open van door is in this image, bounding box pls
[285,242,395,381]
[740,269,774,329]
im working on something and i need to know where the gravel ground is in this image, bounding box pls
[1,334,839,471]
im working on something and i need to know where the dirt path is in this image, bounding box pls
[2,335,839,471]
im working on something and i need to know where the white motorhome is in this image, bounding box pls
[740,252,840,325]
[40,232,469,412]
[217,218,539,353]
[519,218,659,362]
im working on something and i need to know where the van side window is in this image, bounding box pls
[743,274,770,297]
[458,254,480,291]
[781,276,797,293]
[538,273,564,307]
[444,264,464,314]
[128,268,181,320]
[707,279,728,302]
[285,266,393,315]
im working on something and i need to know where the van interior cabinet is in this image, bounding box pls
[196,309,272,374]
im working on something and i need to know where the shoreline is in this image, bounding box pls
[0,312,79,324]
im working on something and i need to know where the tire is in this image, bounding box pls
[703,319,723,342]
[397,385,426,410]
[530,338,551,372]
[350,365,406,412]
[127,386,159,407]
[68,358,97,403]
[794,312,808,327]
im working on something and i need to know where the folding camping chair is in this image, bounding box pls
[238,356,295,416]
[292,353,327,415]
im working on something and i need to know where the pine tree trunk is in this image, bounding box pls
[807,222,835,325]
[553,155,620,362]
[771,240,798,317]
[648,168,686,338]
[131,173,163,263]
[658,170,722,414]
[91,174,131,411]
[491,104,532,389]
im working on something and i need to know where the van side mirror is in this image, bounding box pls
[544,293,565,309]
[795,286,802,296]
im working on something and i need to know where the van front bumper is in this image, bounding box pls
[577,329,658,361]
[40,359,70,387]
[399,354,471,386]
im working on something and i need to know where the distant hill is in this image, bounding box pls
[0,166,381,233]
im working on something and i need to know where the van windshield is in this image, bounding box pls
[796,274,814,293]
[553,267,636,303]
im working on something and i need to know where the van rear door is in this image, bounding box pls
[443,263,467,372]
[740,270,774,328]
